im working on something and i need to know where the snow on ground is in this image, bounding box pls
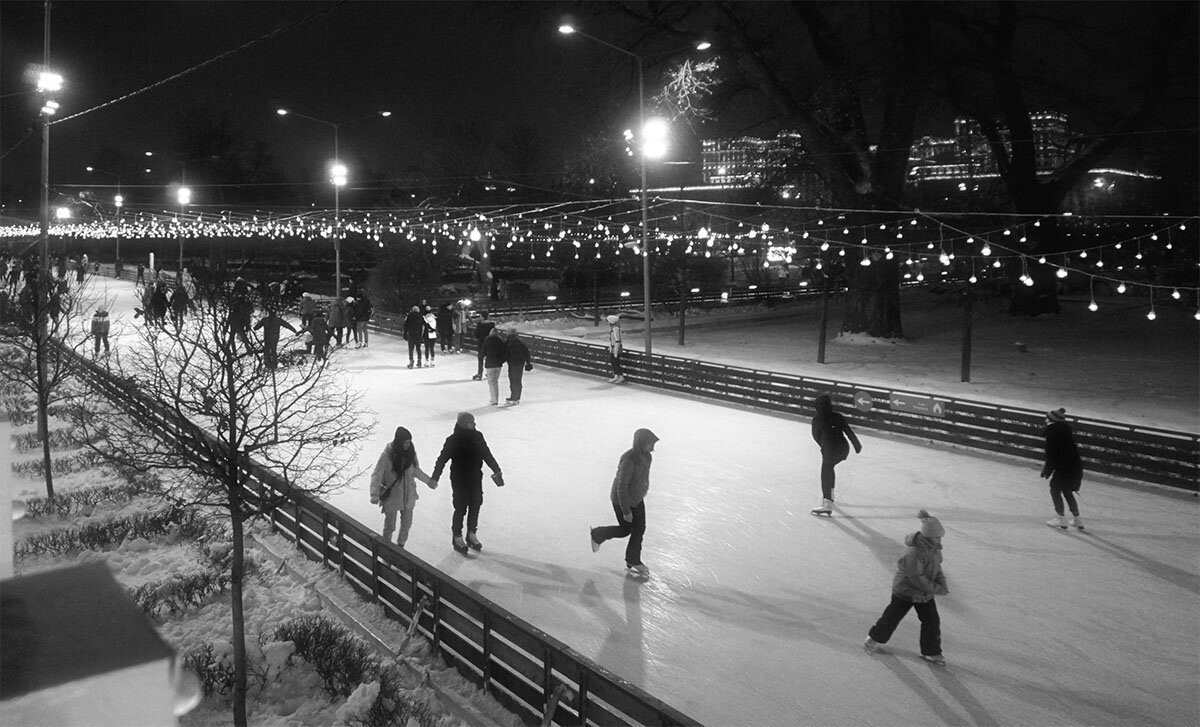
[47,277,1200,725]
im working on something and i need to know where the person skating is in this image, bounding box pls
[253,307,298,370]
[326,295,348,347]
[606,315,625,383]
[481,326,508,405]
[430,412,503,554]
[472,311,496,380]
[864,509,949,665]
[504,327,533,404]
[810,393,862,515]
[436,301,455,353]
[589,428,659,578]
[403,305,426,368]
[370,426,436,547]
[353,295,372,348]
[422,306,438,365]
[90,308,110,358]
[1042,408,1084,530]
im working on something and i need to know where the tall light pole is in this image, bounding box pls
[175,186,191,274]
[558,25,688,356]
[276,108,391,296]
[86,165,138,264]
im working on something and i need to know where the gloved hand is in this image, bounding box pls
[1040,468,1051,479]
[491,472,505,487]
[854,444,862,454]
[525,364,533,371]
[370,497,378,505]
[622,510,633,523]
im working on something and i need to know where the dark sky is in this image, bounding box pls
[1,1,690,211]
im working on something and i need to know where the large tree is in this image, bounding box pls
[72,288,373,727]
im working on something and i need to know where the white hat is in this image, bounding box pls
[606,315,620,324]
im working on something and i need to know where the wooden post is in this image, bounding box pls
[817,276,831,364]
[961,287,974,382]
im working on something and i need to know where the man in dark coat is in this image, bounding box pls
[402,305,425,368]
[254,308,299,370]
[471,311,495,380]
[436,302,455,353]
[431,412,503,554]
[503,328,533,405]
[481,326,508,406]
[1042,408,1084,530]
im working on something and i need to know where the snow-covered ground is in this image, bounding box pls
[38,276,1200,725]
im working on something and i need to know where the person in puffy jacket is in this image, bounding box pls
[1041,407,1084,530]
[503,327,533,404]
[589,428,659,578]
[326,296,348,347]
[431,412,503,554]
[864,510,949,665]
[810,393,862,514]
[370,426,436,547]
[90,308,110,357]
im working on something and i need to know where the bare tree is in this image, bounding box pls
[71,289,374,727]
[0,257,102,497]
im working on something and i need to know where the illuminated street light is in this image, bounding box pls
[276,108,392,296]
[54,207,70,220]
[175,186,191,273]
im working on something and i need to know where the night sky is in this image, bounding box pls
[1,1,702,213]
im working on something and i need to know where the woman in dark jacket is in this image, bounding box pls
[503,328,533,404]
[810,393,862,515]
[431,412,503,554]
[1042,408,1084,530]
[436,302,456,353]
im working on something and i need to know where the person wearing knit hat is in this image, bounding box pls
[90,308,110,358]
[590,428,659,578]
[864,509,950,665]
[431,412,503,554]
[809,393,863,516]
[1042,407,1084,530]
[606,315,625,384]
[369,426,436,547]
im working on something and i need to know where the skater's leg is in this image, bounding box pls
[913,599,942,657]
[451,486,468,537]
[396,507,414,547]
[1060,488,1079,517]
[593,502,634,543]
[476,349,486,377]
[624,502,646,566]
[466,485,483,535]
[1049,486,1066,516]
[485,367,501,404]
[609,352,623,378]
[820,457,836,502]
[868,594,913,644]
[382,509,397,543]
[508,369,522,401]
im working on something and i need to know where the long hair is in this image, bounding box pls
[390,426,417,473]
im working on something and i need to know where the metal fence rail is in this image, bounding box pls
[490,334,1198,491]
[66,347,701,727]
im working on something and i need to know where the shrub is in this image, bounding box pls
[182,643,236,701]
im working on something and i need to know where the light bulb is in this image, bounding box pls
[1117,283,1126,293]
[1172,289,1181,300]
[1147,309,1156,321]
[1056,268,1068,278]
[969,274,978,283]
[981,245,992,256]
[1088,300,1098,312]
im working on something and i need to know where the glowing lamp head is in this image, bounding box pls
[276,108,289,116]
[642,117,670,159]
[696,40,712,50]
[1088,300,1098,312]
[177,187,192,206]
[54,207,70,220]
[558,24,576,34]
[114,195,124,207]
[37,71,63,93]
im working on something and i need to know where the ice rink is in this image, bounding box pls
[95,278,1198,726]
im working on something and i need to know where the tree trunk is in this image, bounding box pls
[841,256,903,338]
[230,483,248,727]
[36,331,53,498]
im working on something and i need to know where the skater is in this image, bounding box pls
[589,428,659,578]
[370,426,437,547]
[471,310,496,379]
[326,295,348,347]
[430,412,504,555]
[864,509,949,665]
[437,301,455,353]
[299,292,314,328]
[306,316,330,361]
[606,315,625,383]
[353,295,372,348]
[403,305,425,368]
[253,307,298,370]
[504,327,533,404]
[810,393,862,515]
[1042,408,1084,530]
[481,325,508,405]
[422,306,438,364]
[345,297,360,347]
[90,308,110,358]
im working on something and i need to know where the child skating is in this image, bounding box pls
[864,509,949,665]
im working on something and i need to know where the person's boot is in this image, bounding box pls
[452,535,469,554]
[466,532,483,551]
[1070,515,1085,530]
[1046,514,1068,529]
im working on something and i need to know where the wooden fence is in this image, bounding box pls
[67,349,701,727]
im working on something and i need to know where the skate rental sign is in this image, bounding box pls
[889,392,948,417]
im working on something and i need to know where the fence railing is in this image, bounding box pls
[479,333,1198,491]
[65,347,702,727]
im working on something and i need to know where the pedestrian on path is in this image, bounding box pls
[472,310,496,380]
[1042,407,1084,530]
[589,428,659,578]
[403,305,426,368]
[370,426,437,547]
[810,393,862,515]
[431,412,504,555]
[606,315,625,383]
[482,326,508,405]
[504,327,533,405]
[864,509,949,665]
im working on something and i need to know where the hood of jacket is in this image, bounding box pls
[904,531,943,552]
[632,428,659,451]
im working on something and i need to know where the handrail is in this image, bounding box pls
[64,344,702,727]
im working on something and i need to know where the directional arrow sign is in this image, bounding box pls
[853,390,873,412]
[890,393,948,417]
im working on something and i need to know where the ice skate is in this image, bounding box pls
[452,535,469,555]
[1046,515,1068,530]
[407,362,414,369]
[589,527,601,553]
[1070,516,1085,530]
[612,375,626,384]
[466,532,483,551]
[811,498,834,517]
[863,638,883,654]
[626,563,650,578]
[472,374,482,380]
[921,654,947,666]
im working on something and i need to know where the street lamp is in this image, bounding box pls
[276,108,392,296]
[559,24,689,356]
[86,165,140,264]
[175,186,191,275]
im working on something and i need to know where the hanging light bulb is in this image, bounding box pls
[939,252,950,265]
[1056,268,1068,279]
[820,241,830,251]
[1038,256,1047,264]
[968,273,978,284]
[1088,299,1098,312]
[981,244,992,256]
[916,272,924,281]
[1117,282,1126,293]
[698,226,709,239]
[1024,277,1035,287]
[1147,308,1157,321]
[1172,288,1181,300]
[469,227,481,242]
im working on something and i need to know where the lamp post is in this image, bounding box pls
[558,25,692,356]
[276,108,391,296]
[175,186,191,275]
[34,0,61,488]
[86,165,137,264]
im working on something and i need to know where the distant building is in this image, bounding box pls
[699,131,827,203]
[907,112,1073,185]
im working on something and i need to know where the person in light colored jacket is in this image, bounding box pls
[589,428,659,577]
[864,510,949,664]
[370,426,436,547]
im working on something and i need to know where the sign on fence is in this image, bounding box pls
[853,391,873,412]
[889,392,947,417]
